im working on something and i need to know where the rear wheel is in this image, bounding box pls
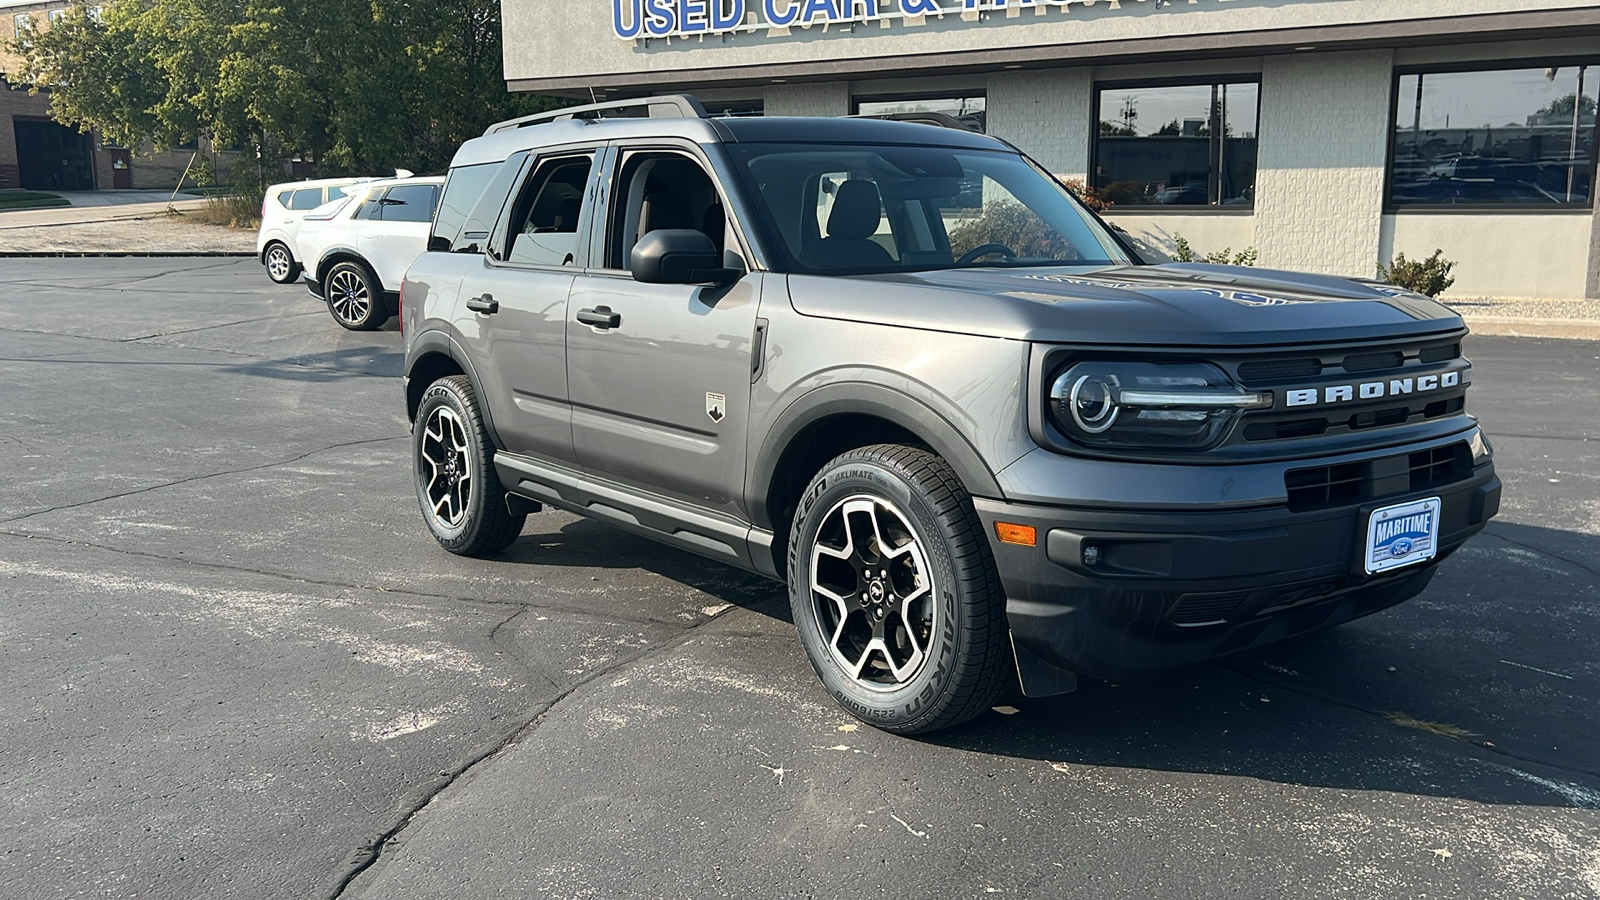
[787,444,1010,734]
[263,242,300,284]
[324,260,389,331]
[413,375,525,555]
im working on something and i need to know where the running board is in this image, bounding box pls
[495,452,778,578]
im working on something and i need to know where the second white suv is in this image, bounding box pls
[256,178,369,284]
[295,176,444,330]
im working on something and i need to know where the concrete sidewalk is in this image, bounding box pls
[1444,295,1600,341]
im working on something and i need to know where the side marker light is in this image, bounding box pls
[995,523,1037,547]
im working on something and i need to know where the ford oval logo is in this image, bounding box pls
[1391,538,1415,557]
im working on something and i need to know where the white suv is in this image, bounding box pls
[256,178,369,284]
[295,176,445,330]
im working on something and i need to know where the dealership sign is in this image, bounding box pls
[612,0,1129,39]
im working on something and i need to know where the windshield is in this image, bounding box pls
[724,142,1134,275]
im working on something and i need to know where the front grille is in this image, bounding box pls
[1341,351,1404,373]
[1238,358,1322,381]
[1169,592,1248,627]
[1285,442,1473,512]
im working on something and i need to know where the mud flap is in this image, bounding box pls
[1010,632,1079,698]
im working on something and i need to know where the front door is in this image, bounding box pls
[109,149,132,188]
[565,146,761,518]
[460,149,599,465]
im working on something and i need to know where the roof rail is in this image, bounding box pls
[484,94,711,136]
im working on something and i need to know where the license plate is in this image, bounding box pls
[1364,497,1442,575]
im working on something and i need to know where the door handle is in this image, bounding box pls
[576,306,621,330]
[466,294,499,315]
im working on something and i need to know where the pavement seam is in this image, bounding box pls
[1482,527,1600,582]
[1221,662,1600,782]
[326,606,745,900]
[0,434,409,525]
[118,309,327,343]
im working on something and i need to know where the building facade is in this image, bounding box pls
[0,0,235,192]
[501,0,1600,299]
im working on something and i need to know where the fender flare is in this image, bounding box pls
[404,329,509,452]
[748,382,1004,531]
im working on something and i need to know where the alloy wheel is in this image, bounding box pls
[328,268,371,325]
[420,406,472,528]
[809,495,937,690]
[266,246,292,282]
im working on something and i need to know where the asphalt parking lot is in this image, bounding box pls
[1,257,1596,900]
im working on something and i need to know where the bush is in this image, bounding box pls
[1060,179,1113,212]
[948,200,1082,261]
[1379,249,1456,298]
[1171,234,1258,266]
[184,191,264,230]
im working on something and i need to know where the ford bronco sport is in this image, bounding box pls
[400,96,1500,734]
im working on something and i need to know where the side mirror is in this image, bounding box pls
[630,229,740,285]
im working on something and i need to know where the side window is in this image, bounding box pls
[327,185,348,202]
[376,184,439,224]
[354,190,383,220]
[288,188,323,210]
[608,151,728,269]
[501,155,593,267]
[272,189,293,209]
[431,162,503,253]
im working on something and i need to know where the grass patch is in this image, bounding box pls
[0,190,71,210]
[182,193,262,230]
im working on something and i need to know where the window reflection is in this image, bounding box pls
[1093,81,1259,208]
[1389,63,1598,207]
[855,96,988,134]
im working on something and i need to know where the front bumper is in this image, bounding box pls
[977,456,1500,683]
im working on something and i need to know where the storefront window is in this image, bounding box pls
[855,96,987,134]
[1389,63,1598,208]
[1092,80,1259,208]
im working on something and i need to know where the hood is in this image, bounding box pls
[785,263,1464,347]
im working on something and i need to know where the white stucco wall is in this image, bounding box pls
[763,82,850,117]
[985,68,1091,181]
[1382,214,1595,300]
[1252,49,1393,277]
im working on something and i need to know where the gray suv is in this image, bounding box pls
[401,96,1500,734]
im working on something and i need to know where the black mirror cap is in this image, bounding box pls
[631,229,741,285]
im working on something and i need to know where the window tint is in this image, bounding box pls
[608,151,727,269]
[327,185,349,201]
[501,156,593,267]
[856,96,987,133]
[1389,63,1597,207]
[431,162,501,252]
[1093,80,1259,207]
[272,189,293,209]
[376,184,440,223]
[725,143,1129,275]
[288,188,324,210]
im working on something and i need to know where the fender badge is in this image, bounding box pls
[706,392,726,423]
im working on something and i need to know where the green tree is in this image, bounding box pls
[1537,93,1598,119]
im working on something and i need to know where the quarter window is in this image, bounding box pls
[375,184,440,223]
[1389,62,1598,208]
[501,155,593,267]
[288,188,324,210]
[1092,80,1260,208]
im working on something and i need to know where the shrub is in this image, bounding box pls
[1060,179,1113,213]
[185,192,264,229]
[1379,249,1456,298]
[1171,234,1258,266]
[948,200,1081,261]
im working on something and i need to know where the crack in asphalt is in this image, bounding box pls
[0,435,409,525]
[0,529,678,630]
[325,607,738,900]
[1483,527,1600,581]
[0,323,398,377]
[0,355,394,378]
[1489,431,1596,443]
[1220,662,1600,782]
[119,309,327,343]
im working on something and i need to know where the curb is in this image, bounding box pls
[1462,317,1600,342]
[0,251,255,258]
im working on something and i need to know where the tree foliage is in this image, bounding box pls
[13,0,562,186]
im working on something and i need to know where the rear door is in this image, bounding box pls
[565,143,762,517]
[457,147,602,464]
[359,183,441,290]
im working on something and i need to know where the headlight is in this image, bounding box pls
[1048,362,1270,450]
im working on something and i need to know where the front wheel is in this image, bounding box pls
[413,375,525,555]
[263,242,300,284]
[324,260,389,331]
[787,445,1010,734]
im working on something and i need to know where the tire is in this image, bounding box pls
[263,242,301,284]
[324,260,389,331]
[413,375,526,556]
[787,444,1010,735]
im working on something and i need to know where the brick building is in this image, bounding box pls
[0,0,237,191]
[500,0,1600,299]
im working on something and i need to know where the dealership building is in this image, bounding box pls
[501,0,1600,300]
